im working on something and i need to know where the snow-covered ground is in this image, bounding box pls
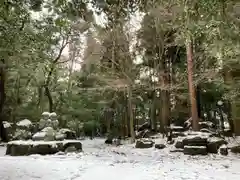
[0,138,240,180]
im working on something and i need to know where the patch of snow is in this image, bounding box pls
[3,121,12,128]
[32,131,47,140]
[41,127,54,132]
[17,119,32,127]
[49,112,57,117]
[42,112,50,116]
[1,138,240,180]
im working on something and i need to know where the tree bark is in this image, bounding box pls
[0,59,8,142]
[186,40,199,131]
[127,86,135,143]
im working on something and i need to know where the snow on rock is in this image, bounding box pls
[6,140,82,156]
[3,121,12,128]
[17,119,32,127]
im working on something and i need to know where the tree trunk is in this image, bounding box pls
[45,64,55,113]
[186,40,199,131]
[150,91,157,131]
[0,59,8,142]
[127,86,135,143]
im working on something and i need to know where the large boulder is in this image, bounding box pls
[182,136,208,146]
[135,139,154,149]
[207,137,227,153]
[184,146,208,155]
[32,127,55,141]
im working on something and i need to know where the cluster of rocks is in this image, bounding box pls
[134,120,240,156]
[32,112,76,141]
[6,140,82,156]
[5,112,81,156]
[173,132,228,155]
[135,138,166,150]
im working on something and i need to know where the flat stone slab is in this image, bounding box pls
[6,140,82,156]
[184,145,207,155]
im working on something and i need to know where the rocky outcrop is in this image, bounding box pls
[6,140,82,156]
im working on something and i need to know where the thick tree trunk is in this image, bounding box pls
[0,59,8,142]
[186,40,199,131]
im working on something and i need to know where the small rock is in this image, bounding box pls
[207,137,227,153]
[113,139,121,146]
[175,140,184,149]
[167,140,175,144]
[219,145,228,155]
[184,146,208,155]
[155,144,166,149]
[105,138,113,144]
[135,139,154,149]
[63,140,82,152]
[65,146,77,153]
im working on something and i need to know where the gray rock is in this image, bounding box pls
[170,126,185,132]
[230,145,240,153]
[183,136,208,146]
[219,145,228,155]
[199,121,215,129]
[32,127,55,141]
[13,129,32,140]
[135,139,154,149]
[29,144,59,155]
[63,140,82,152]
[58,128,76,139]
[207,137,227,153]
[113,138,121,146]
[6,140,82,156]
[184,146,208,155]
[155,144,166,149]
[6,143,31,156]
[64,146,77,153]
[170,149,184,153]
[175,139,184,149]
[172,132,186,138]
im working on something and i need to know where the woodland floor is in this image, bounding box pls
[0,138,240,180]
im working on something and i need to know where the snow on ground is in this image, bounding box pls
[1,138,240,180]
